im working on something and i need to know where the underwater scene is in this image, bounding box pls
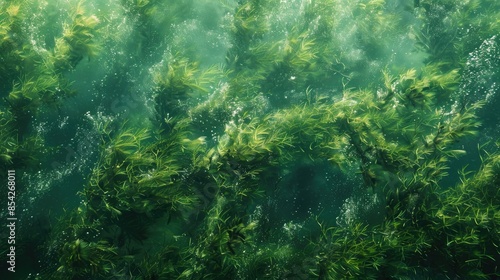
[1,0,500,279]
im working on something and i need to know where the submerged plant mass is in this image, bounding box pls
[1,0,499,279]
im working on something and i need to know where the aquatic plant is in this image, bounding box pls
[7,73,73,132]
[56,238,118,279]
[0,104,46,173]
[0,1,32,94]
[307,146,500,279]
[50,2,101,72]
[83,123,199,223]
[5,0,500,279]
[152,55,220,131]
[0,0,102,177]
[127,246,180,279]
[118,0,195,58]
[40,207,119,280]
[428,147,500,278]
[311,221,388,279]
[0,109,16,167]
[414,0,500,68]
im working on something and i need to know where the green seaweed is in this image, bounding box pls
[3,0,499,279]
[50,2,101,72]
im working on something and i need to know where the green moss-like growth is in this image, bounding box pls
[0,1,101,174]
[42,207,119,280]
[0,2,30,94]
[0,109,17,167]
[56,239,118,279]
[429,150,500,278]
[415,0,500,68]
[153,55,220,131]
[13,0,500,279]
[83,122,200,223]
[50,3,100,72]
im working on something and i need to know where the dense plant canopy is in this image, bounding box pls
[1,0,499,279]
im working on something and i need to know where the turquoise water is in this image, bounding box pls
[1,0,499,279]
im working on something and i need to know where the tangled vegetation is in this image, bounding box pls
[1,0,499,279]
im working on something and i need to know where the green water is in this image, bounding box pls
[1,0,499,279]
